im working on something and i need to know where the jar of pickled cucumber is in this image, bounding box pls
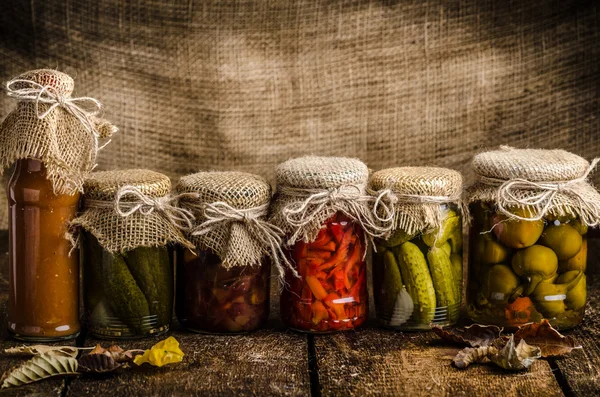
[369,167,464,330]
[176,172,278,334]
[467,148,600,330]
[72,170,193,339]
[270,156,386,333]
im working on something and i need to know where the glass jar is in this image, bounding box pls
[280,213,368,333]
[83,232,173,339]
[7,159,81,341]
[373,204,462,330]
[175,247,270,333]
[467,202,587,330]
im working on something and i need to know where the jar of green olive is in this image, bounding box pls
[467,148,599,330]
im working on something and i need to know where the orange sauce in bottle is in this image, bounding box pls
[7,159,80,341]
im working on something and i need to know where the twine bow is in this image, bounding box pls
[190,201,298,278]
[479,158,600,225]
[279,185,396,245]
[5,78,109,168]
[110,186,197,231]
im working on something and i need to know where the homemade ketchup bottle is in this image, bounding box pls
[7,159,81,341]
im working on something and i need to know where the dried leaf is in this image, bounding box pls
[78,354,123,374]
[3,345,85,358]
[490,336,541,371]
[452,346,498,369]
[513,319,582,357]
[133,337,184,368]
[87,344,143,363]
[0,353,79,389]
[433,324,504,347]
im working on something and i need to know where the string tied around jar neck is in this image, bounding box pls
[5,78,115,170]
[478,158,600,225]
[278,185,396,246]
[187,201,299,279]
[85,185,198,231]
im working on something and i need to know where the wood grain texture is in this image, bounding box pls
[313,329,564,397]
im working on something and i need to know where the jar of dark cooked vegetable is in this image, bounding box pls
[176,172,279,334]
[72,169,193,339]
[369,167,465,330]
[467,147,600,330]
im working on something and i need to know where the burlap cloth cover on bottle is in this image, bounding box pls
[270,156,390,246]
[368,167,464,237]
[71,169,193,253]
[468,147,600,225]
[0,69,117,195]
[176,171,291,274]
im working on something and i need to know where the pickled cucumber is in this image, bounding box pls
[393,242,436,324]
[124,246,173,326]
[379,229,414,248]
[427,247,458,309]
[103,252,150,332]
[448,227,463,254]
[380,251,406,324]
[422,211,459,247]
[441,242,452,257]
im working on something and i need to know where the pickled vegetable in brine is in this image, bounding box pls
[467,203,587,330]
[280,213,368,332]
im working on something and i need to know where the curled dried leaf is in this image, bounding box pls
[490,336,541,371]
[433,324,503,347]
[3,345,85,358]
[513,319,582,357]
[452,346,498,369]
[0,353,79,389]
[86,344,143,363]
[78,354,123,374]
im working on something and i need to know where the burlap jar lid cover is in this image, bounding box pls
[71,169,193,253]
[177,171,293,275]
[270,156,391,246]
[0,69,117,195]
[468,146,600,225]
[368,166,464,236]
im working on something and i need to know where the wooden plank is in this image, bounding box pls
[551,237,600,395]
[0,230,73,396]
[66,274,311,397]
[313,328,564,397]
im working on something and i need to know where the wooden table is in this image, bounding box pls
[0,230,598,396]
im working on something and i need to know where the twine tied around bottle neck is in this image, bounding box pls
[477,158,600,225]
[187,201,299,278]
[85,185,197,231]
[278,185,396,245]
[6,78,111,169]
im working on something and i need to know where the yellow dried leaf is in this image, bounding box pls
[133,337,184,367]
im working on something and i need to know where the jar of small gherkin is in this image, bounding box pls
[71,169,194,339]
[369,167,465,330]
[467,147,600,330]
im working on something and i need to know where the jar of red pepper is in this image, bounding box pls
[176,172,287,334]
[271,156,385,333]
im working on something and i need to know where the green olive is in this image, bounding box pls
[492,208,544,249]
[481,236,512,265]
[482,264,521,303]
[558,238,587,273]
[511,245,558,296]
[540,224,582,260]
[556,271,587,311]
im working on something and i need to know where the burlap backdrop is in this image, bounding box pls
[1,0,599,229]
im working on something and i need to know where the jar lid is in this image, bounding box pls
[12,69,74,97]
[472,147,590,182]
[276,156,368,189]
[369,166,462,198]
[84,169,171,201]
[176,171,271,209]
